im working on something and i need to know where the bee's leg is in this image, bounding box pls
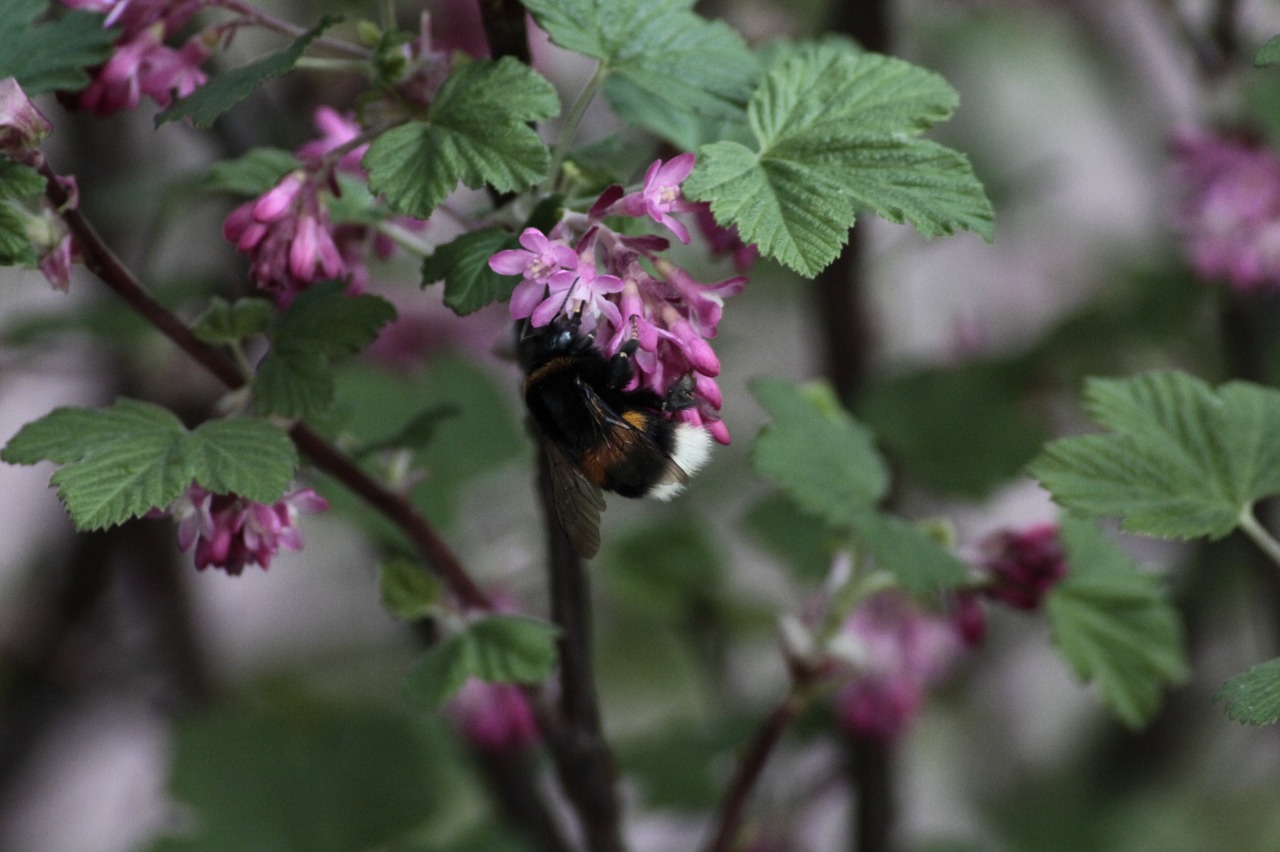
[606,340,638,388]
[662,373,697,412]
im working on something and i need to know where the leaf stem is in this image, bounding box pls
[1238,507,1280,571]
[541,63,608,195]
[215,0,372,59]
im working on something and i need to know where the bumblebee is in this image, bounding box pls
[520,316,712,558]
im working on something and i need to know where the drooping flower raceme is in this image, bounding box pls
[1171,127,1280,292]
[488,155,751,444]
[60,0,216,116]
[163,484,328,576]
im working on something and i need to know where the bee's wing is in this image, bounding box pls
[580,385,687,491]
[545,439,606,559]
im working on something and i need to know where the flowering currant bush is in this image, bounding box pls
[11,0,1280,850]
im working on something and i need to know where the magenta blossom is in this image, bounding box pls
[447,679,540,753]
[491,227,579,318]
[0,77,52,164]
[617,153,699,243]
[165,484,328,576]
[223,170,346,305]
[1171,127,1280,292]
[834,590,971,741]
[977,523,1067,611]
[296,107,367,175]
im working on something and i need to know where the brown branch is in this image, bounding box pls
[39,160,490,611]
[704,691,805,852]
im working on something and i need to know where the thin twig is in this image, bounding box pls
[704,691,805,852]
[38,160,490,611]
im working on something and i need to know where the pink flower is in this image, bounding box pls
[0,77,52,164]
[78,25,210,115]
[447,679,540,753]
[297,107,367,175]
[693,201,757,272]
[166,484,328,576]
[977,523,1067,611]
[1171,127,1280,292]
[223,170,348,305]
[833,591,970,741]
[492,227,579,319]
[618,153,698,243]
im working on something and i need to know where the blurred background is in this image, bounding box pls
[4,0,1280,849]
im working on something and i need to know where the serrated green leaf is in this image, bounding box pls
[156,17,340,127]
[253,282,397,418]
[1257,34,1280,67]
[0,1,116,95]
[0,160,46,200]
[2,400,298,531]
[364,58,558,218]
[379,559,441,621]
[422,228,520,315]
[742,492,843,583]
[468,615,561,684]
[851,510,969,594]
[1215,658,1280,725]
[1030,371,1280,540]
[1047,517,1188,728]
[404,632,474,711]
[523,0,756,149]
[187,417,298,502]
[684,41,994,276]
[749,377,888,527]
[202,148,301,195]
[0,205,36,267]
[192,297,274,344]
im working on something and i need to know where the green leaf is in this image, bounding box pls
[860,357,1045,497]
[742,493,843,583]
[187,417,299,503]
[253,282,397,418]
[522,0,756,149]
[851,511,969,595]
[684,41,994,277]
[201,148,301,195]
[404,631,475,711]
[422,228,521,315]
[0,160,46,200]
[0,205,36,267]
[403,615,559,710]
[749,378,888,527]
[1257,34,1280,67]
[1030,371,1280,540]
[192,297,274,344]
[156,17,341,127]
[0,1,116,95]
[1047,517,1188,728]
[467,615,561,683]
[364,58,558,218]
[1,399,298,530]
[354,404,461,460]
[379,559,441,621]
[1215,658,1280,725]
[154,702,436,852]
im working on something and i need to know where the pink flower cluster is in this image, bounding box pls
[976,523,1067,611]
[60,0,215,115]
[164,483,328,575]
[223,108,426,306]
[1171,127,1280,292]
[489,154,748,443]
[834,590,972,741]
